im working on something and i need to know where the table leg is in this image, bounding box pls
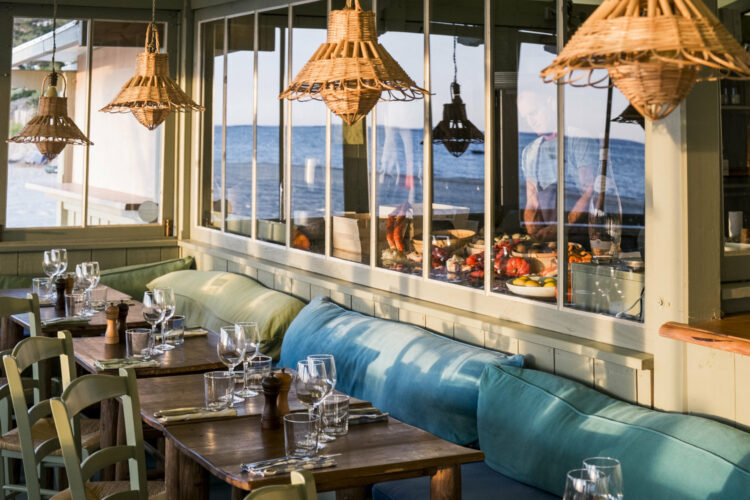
[99,398,119,481]
[335,487,368,500]
[165,439,209,500]
[430,464,461,500]
[1,317,24,351]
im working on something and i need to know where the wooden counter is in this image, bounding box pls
[660,313,750,356]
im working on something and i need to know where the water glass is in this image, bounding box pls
[321,394,349,437]
[32,277,51,301]
[563,468,608,500]
[283,413,320,458]
[245,355,272,392]
[126,328,153,360]
[204,371,232,410]
[583,457,623,499]
[64,291,85,317]
[90,286,108,312]
[166,315,185,345]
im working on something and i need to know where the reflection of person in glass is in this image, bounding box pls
[518,91,596,241]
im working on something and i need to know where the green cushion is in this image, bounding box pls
[0,275,35,290]
[100,256,194,299]
[478,362,750,499]
[147,270,304,361]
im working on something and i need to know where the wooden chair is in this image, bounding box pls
[243,470,317,500]
[49,368,165,500]
[2,330,100,499]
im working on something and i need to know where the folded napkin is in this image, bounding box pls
[349,407,389,425]
[245,456,337,477]
[41,316,90,327]
[156,407,236,424]
[94,358,160,370]
[154,328,208,341]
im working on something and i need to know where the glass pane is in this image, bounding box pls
[256,8,288,245]
[429,0,485,288]
[564,0,645,321]
[226,14,254,236]
[719,2,750,261]
[88,20,165,225]
[200,19,224,229]
[291,1,327,254]
[375,0,425,275]
[331,0,373,265]
[7,17,85,228]
[491,2,559,302]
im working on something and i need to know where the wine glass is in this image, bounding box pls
[295,359,329,421]
[75,264,93,316]
[155,288,176,352]
[307,354,337,442]
[235,322,261,398]
[52,248,68,276]
[81,262,100,316]
[42,250,57,299]
[563,468,608,500]
[218,325,246,405]
[142,291,165,357]
[583,457,623,499]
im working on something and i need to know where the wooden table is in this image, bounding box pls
[165,415,483,500]
[0,286,146,349]
[73,332,225,480]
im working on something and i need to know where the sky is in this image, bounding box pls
[218,25,644,144]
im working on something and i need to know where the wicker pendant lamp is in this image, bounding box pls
[279,0,427,125]
[7,0,92,160]
[432,36,484,157]
[99,0,203,130]
[540,0,750,121]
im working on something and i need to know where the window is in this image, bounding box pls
[6,16,168,228]
[195,0,647,327]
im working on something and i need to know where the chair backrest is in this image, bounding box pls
[50,368,148,500]
[243,470,317,500]
[2,330,77,500]
[0,293,42,339]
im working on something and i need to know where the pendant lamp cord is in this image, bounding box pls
[50,0,57,85]
[450,28,458,100]
[148,0,157,53]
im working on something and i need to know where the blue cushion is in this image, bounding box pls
[478,363,750,499]
[372,462,558,500]
[279,296,523,446]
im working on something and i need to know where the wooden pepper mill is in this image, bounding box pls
[275,368,292,417]
[261,375,282,430]
[104,305,119,345]
[116,302,129,345]
[54,276,66,313]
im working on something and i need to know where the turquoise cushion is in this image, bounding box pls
[100,256,194,299]
[279,296,523,446]
[478,363,750,499]
[148,270,304,361]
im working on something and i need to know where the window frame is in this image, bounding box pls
[0,2,182,242]
[191,0,647,352]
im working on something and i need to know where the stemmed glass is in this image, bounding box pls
[52,248,68,277]
[295,359,330,421]
[75,264,93,316]
[42,251,57,299]
[307,354,336,442]
[235,322,261,398]
[155,288,176,352]
[583,457,623,499]
[218,325,246,405]
[142,291,165,357]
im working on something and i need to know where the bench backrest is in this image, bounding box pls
[280,296,523,446]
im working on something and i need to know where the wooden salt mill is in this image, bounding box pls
[54,276,66,313]
[261,375,282,430]
[275,368,292,417]
[104,305,119,345]
[116,302,129,345]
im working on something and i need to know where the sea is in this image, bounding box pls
[217,125,645,222]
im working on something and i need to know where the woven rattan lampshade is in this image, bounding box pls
[279,0,427,125]
[540,0,750,120]
[7,72,92,160]
[100,23,203,130]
